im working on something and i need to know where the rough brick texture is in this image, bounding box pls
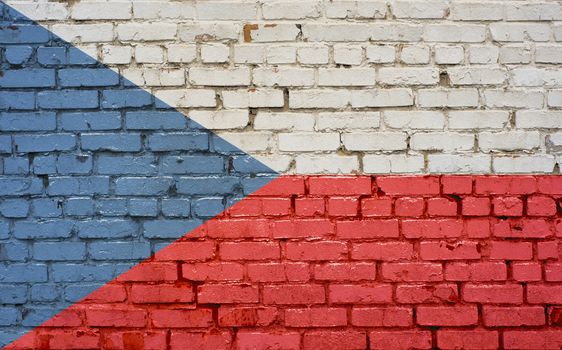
[5,175,562,349]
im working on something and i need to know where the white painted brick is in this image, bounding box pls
[434,46,464,65]
[318,68,376,87]
[510,68,562,87]
[343,132,408,151]
[201,44,230,63]
[253,68,315,87]
[216,132,271,152]
[351,89,414,108]
[428,154,491,173]
[189,68,250,86]
[254,112,315,131]
[196,2,258,20]
[499,45,532,64]
[493,155,556,174]
[124,69,185,87]
[450,2,504,21]
[325,1,387,19]
[481,131,541,152]
[516,111,562,129]
[167,45,197,63]
[424,24,486,43]
[133,1,195,19]
[302,24,371,42]
[118,24,177,41]
[400,45,430,64]
[222,89,284,108]
[378,68,439,85]
[483,90,544,109]
[316,112,381,131]
[468,46,499,64]
[536,46,562,64]
[418,89,479,108]
[447,67,506,85]
[234,45,265,64]
[411,132,474,152]
[179,23,240,42]
[267,46,297,64]
[295,155,359,174]
[548,90,562,108]
[279,133,340,152]
[505,2,562,21]
[189,110,249,130]
[246,24,300,43]
[102,45,132,65]
[155,89,216,108]
[297,45,329,65]
[448,111,509,130]
[71,1,132,20]
[254,155,292,173]
[555,25,562,42]
[363,154,425,173]
[52,24,114,43]
[135,46,164,64]
[290,90,350,109]
[549,133,562,147]
[262,1,321,19]
[334,45,363,65]
[9,2,68,20]
[366,45,396,63]
[489,24,550,42]
[384,111,445,130]
[392,0,449,19]
[370,24,423,42]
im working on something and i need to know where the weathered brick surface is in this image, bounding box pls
[5,175,561,349]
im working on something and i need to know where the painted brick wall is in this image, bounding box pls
[6,176,562,349]
[7,0,562,174]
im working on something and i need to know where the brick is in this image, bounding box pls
[437,330,499,350]
[286,241,347,261]
[370,331,432,350]
[512,262,542,282]
[493,197,523,216]
[396,283,458,304]
[484,306,545,327]
[86,307,146,328]
[285,308,347,327]
[403,219,463,239]
[314,262,376,281]
[490,241,533,260]
[337,219,399,239]
[220,242,280,261]
[329,284,392,304]
[417,306,478,326]
[248,263,310,282]
[527,196,557,216]
[182,263,244,282]
[237,332,300,350]
[352,242,413,261]
[420,241,481,260]
[198,285,259,304]
[272,219,334,239]
[382,263,443,282]
[263,285,325,305]
[463,284,523,304]
[150,309,213,328]
[303,331,366,350]
[130,285,194,304]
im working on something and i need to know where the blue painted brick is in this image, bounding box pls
[0,112,56,131]
[0,199,29,218]
[125,111,187,130]
[162,156,224,174]
[148,133,208,151]
[0,264,48,282]
[129,199,158,217]
[81,133,141,152]
[0,220,8,239]
[213,135,247,153]
[56,154,93,174]
[1,242,29,261]
[0,69,55,88]
[64,284,103,302]
[0,177,43,196]
[47,176,110,195]
[176,176,239,195]
[14,134,76,152]
[76,220,136,238]
[22,308,61,327]
[232,155,276,174]
[96,199,128,216]
[0,285,27,304]
[161,199,191,217]
[115,177,174,196]
[30,284,58,302]
[102,89,152,108]
[0,91,35,110]
[193,197,225,217]
[32,155,57,175]
[5,46,32,64]
[32,198,63,218]
[143,219,202,239]
[64,198,95,216]
[0,307,19,326]
[13,220,73,239]
[3,157,29,175]
[97,155,157,175]
[33,242,86,261]
[58,68,119,87]
[89,242,151,260]
[68,47,97,65]
[0,135,11,153]
[60,112,121,131]
[0,332,26,348]
[242,176,277,195]
[52,264,116,282]
[0,24,49,44]
[37,90,98,109]
[37,47,67,65]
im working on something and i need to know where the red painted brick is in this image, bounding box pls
[527,196,557,216]
[44,310,83,328]
[395,197,424,216]
[198,285,259,304]
[182,262,244,281]
[493,218,552,238]
[43,331,100,350]
[236,332,301,350]
[205,219,269,238]
[309,176,372,195]
[295,198,325,216]
[377,176,440,195]
[395,284,458,304]
[427,197,457,216]
[314,262,376,281]
[490,241,532,260]
[303,331,366,350]
[528,285,562,304]
[381,262,443,282]
[151,309,214,328]
[545,263,562,281]
[361,198,392,217]
[512,262,542,282]
[538,241,559,260]
[369,331,432,350]
[437,330,499,350]
[462,197,491,216]
[351,307,412,327]
[351,242,413,261]
[170,332,232,350]
[537,176,562,195]
[503,330,562,349]
[82,284,127,303]
[328,197,358,216]
[272,219,334,239]
[227,198,261,216]
[104,331,166,350]
[247,263,310,282]
[442,176,473,194]
[493,197,523,216]
[285,308,347,327]
[117,262,177,282]
[286,241,347,261]
[465,218,492,238]
[218,307,277,327]
[263,285,325,305]
[130,284,194,304]
[219,242,280,260]
[475,176,537,195]
[463,284,523,304]
[416,306,478,326]
[262,198,291,216]
[483,306,545,327]
[328,284,392,304]
[155,241,215,261]
[549,307,562,326]
[86,307,147,327]
[402,219,463,239]
[420,241,481,260]
[336,219,399,239]
[444,262,506,282]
